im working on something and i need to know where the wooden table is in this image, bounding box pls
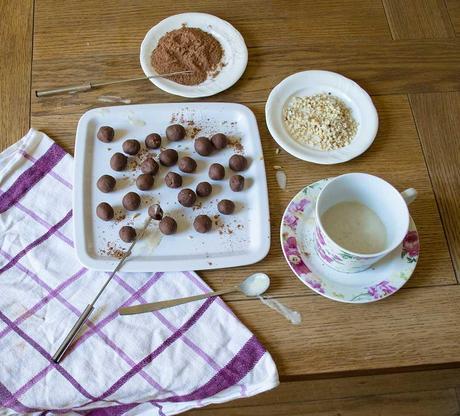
[1,0,460,413]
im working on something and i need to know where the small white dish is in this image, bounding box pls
[280,178,419,303]
[140,13,248,98]
[266,70,378,164]
[74,102,270,272]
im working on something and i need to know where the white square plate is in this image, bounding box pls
[74,103,270,272]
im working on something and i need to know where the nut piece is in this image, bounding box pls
[208,163,225,180]
[110,153,128,171]
[97,126,114,143]
[96,202,114,221]
[141,158,159,175]
[122,192,141,211]
[229,175,245,192]
[136,173,154,190]
[194,137,214,156]
[159,149,178,166]
[148,204,163,220]
[119,226,136,243]
[218,199,235,215]
[229,154,248,172]
[122,139,140,155]
[159,216,177,235]
[196,181,212,197]
[145,133,162,149]
[210,133,228,150]
[178,156,197,173]
[97,175,116,193]
[193,215,212,233]
[165,172,182,188]
[166,124,186,141]
[178,188,197,207]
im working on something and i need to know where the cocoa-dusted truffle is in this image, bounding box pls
[97,126,114,143]
[110,152,128,171]
[159,149,178,166]
[229,154,248,171]
[194,137,214,156]
[141,157,159,175]
[136,173,154,190]
[210,133,228,150]
[165,171,182,188]
[208,163,225,180]
[159,216,177,235]
[193,215,212,233]
[97,175,116,193]
[178,188,197,207]
[178,156,197,173]
[218,199,235,215]
[145,133,161,149]
[119,226,136,243]
[96,202,114,221]
[148,204,163,220]
[196,181,212,197]
[230,175,245,192]
[122,192,141,211]
[122,139,140,155]
[166,124,186,141]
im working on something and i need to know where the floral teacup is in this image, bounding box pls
[314,173,417,273]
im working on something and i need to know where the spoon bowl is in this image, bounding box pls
[239,273,270,297]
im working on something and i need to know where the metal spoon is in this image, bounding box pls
[118,273,270,315]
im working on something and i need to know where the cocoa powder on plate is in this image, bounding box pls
[151,27,223,86]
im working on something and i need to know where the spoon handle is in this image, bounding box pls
[118,287,239,315]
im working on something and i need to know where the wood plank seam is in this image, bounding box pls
[408,95,459,284]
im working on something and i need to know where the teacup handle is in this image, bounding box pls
[401,188,417,205]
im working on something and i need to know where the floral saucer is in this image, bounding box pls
[280,178,420,303]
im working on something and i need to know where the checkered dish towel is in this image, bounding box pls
[0,129,278,415]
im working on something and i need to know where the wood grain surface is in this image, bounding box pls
[1,0,460,398]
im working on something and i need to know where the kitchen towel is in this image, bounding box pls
[0,129,278,415]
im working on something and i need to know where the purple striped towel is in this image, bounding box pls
[0,129,278,415]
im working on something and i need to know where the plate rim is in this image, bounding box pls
[265,70,379,165]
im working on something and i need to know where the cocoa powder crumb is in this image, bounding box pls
[151,27,223,86]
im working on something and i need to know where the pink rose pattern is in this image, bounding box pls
[367,280,397,299]
[402,231,419,262]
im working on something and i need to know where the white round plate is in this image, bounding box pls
[266,70,379,164]
[140,13,248,98]
[280,179,419,303]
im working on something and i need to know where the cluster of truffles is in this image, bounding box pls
[95,123,249,243]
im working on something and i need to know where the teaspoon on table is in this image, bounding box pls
[118,273,271,315]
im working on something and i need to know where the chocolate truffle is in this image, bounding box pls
[97,175,116,193]
[229,154,248,171]
[165,171,182,188]
[159,149,178,166]
[110,152,128,171]
[230,175,245,192]
[178,156,197,173]
[141,157,159,175]
[194,137,214,156]
[97,126,114,143]
[211,133,228,150]
[193,215,212,233]
[178,188,197,207]
[218,199,235,215]
[96,202,114,221]
[145,133,161,149]
[122,192,141,211]
[166,124,186,141]
[196,181,212,197]
[122,139,140,155]
[159,216,177,235]
[119,226,136,243]
[208,163,225,180]
[148,204,163,220]
[136,173,154,190]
